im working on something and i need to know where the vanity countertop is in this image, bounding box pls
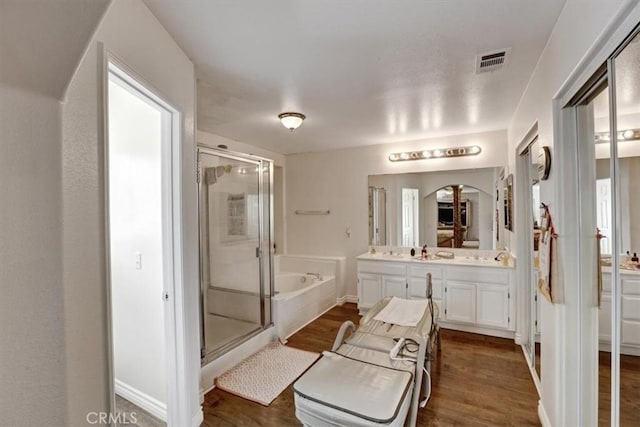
[601,265,640,276]
[357,252,515,269]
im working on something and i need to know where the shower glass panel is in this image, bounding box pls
[198,148,273,363]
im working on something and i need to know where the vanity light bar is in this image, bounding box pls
[594,128,640,143]
[388,145,482,162]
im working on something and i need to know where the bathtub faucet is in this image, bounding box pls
[306,272,322,280]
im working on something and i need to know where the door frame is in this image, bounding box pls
[515,123,540,394]
[550,4,640,425]
[103,52,187,426]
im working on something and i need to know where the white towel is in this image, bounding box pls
[373,297,429,327]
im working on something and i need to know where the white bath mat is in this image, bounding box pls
[215,342,319,406]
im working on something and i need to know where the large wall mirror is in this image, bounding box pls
[368,167,504,249]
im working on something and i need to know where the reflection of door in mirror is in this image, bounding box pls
[368,186,387,245]
[401,188,419,247]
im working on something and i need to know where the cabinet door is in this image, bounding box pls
[358,273,382,310]
[383,275,407,299]
[621,294,640,346]
[407,276,442,300]
[476,283,510,329]
[445,281,476,324]
[599,293,612,343]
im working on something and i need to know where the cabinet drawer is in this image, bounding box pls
[408,265,442,279]
[622,278,640,295]
[358,261,406,276]
[447,267,509,284]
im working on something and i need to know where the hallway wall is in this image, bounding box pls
[0,83,66,427]
[62,0,200,424]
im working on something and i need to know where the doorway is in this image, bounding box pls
[106,61,181,425]
[402,188,419,247]
[516,127,542,389]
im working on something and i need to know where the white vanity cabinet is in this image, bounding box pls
[357,272,383,311]
[407,265,443,320]
[444,267,512,330]
[357,261,406,311]
[356,254,515,338]
[600,271,640,355]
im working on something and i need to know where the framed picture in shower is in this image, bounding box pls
[227,193,246,236]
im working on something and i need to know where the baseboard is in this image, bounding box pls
[115,379,167,422]
[520,344,541,397]
[538,400,551,427]
[514,333,522,345]
[192,408,204,427]
[438,320,515,340]
[345,295,358,304]
[336,295,346,305]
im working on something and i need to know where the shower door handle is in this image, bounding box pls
[256,247,261,258]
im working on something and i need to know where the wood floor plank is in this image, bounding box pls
[203,303,540,426]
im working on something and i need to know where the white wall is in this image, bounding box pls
[61,0,200,425]
[108,78,167,411]
[0,83,67,426]
[285,130,507,297]
[507,0,629,424]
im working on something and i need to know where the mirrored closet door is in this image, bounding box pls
[611,31,640,426]
[572,27,640,426]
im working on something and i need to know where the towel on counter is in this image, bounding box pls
[372,297,429,327]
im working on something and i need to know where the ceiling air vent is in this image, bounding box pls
[475,49,511,73]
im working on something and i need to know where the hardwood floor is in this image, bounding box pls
[598,351,640,426]
[202,303,540,426]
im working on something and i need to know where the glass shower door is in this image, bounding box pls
[199,149,272,362]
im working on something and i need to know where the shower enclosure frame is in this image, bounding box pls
[197,146,275,364]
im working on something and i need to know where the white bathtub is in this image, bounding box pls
[273,272,336,342]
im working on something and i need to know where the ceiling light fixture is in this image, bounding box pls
[278,112,306,131]
[594,128,640,143]
[388,145,482,162]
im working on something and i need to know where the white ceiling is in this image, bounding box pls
[144,0,567,154]
[0,0,110,100]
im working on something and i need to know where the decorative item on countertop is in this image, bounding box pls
[435,251,454,259]
[410,248,416,257]
[501,252,511,267]
[421,245,428,259]
[370,246,376,255]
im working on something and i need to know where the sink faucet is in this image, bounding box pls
[494,251,507,261]
[307,272,322,280]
